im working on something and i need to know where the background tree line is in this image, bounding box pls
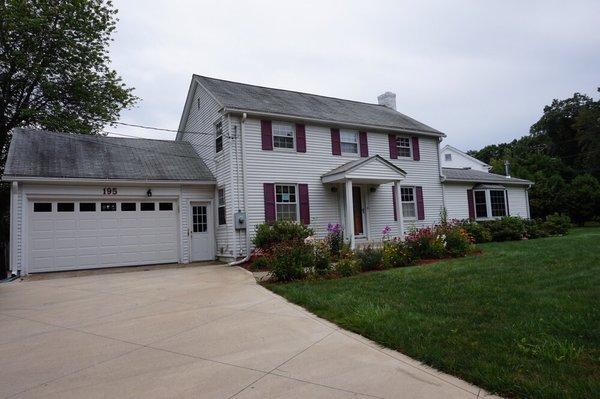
[468,90,600,225]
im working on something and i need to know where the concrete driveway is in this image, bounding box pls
[0,264,493,399]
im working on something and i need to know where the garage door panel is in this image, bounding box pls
[29,199,180,273]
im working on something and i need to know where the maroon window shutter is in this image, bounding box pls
[299,184,310,225]
[416,186,425,220]
[261,120,273,151]
[359,131,369,157]
[263,183,276,223]
[296,124,306,153]
[505,190,510,215]
[392,186,397,221]
[411,136,420,161]
[331,128,341,155]
[388,134,398,159]
[467,189,475,219]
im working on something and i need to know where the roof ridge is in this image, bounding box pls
[194,74,393,109]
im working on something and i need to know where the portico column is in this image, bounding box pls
[345,179,355,249]
[394,181,404,239]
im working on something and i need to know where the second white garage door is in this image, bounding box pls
[28,200,179,273]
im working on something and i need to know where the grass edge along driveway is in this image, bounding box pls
[265,227,600,399]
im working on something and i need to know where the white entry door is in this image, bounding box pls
[190,202,214,261]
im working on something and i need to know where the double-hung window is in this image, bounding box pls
[340,130,358,154]
[272,122,295,149]
[218,188,226,225]
[275,184,297,221]
[401,187,417,219]
[396,136,412,158]
[474,189,507,219]
[215,121,223,153]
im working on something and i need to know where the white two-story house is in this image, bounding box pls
[4,75,533,274]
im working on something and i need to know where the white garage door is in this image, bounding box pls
[28,200,179,273]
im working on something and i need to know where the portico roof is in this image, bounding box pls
[321,155,406,184]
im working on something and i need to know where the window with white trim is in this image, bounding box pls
[215,121,223,153]
[275,184,297,221]
[340,130,358,154]
[272,122,295,149]
[401,187,416,219]
[218,188,226,225]
[474,189,507,219]
[396,136,412,158]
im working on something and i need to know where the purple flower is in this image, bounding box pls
[382,225,391,236]
[327,223,342,233]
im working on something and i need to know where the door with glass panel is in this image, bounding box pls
[190,202,214,261]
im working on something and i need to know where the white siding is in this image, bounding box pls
[507,186,529,218]
[444,183,471,220]
[239,118,445,247]
[180,81,238,260]
[441,147,489,171]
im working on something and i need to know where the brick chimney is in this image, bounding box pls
[377,92,396,110]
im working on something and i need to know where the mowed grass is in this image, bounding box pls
[265,228,600,399]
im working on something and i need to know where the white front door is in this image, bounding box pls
[190,202,214,261]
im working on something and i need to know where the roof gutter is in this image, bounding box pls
[222,107,446,138]
[442,178,533,186]
[1,176,216,185]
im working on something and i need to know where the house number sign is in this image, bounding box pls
[103,187,118,195]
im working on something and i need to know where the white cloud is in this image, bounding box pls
[107,0,600,150]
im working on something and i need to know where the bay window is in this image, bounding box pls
[474,188,508,219]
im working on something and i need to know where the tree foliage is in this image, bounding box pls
[0,0,137,161]
[469,89,600,223]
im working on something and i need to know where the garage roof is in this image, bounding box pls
[3,128,215,182]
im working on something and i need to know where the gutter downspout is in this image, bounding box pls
[437,137,446,211]
[229,112,251,266]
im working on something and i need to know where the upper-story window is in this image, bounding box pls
[340,130,358,154]
[445,153,452,161]
[396,136,412,158]
[401,187,416,219]
[275,184,297,221]
[272,122,295,149]
[215,121,223,153]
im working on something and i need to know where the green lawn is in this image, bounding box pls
[265,228,600,399]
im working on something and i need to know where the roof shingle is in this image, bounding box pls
[442,167,532,186]
[4,129,214,181]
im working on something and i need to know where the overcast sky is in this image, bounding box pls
[108,0,600,151]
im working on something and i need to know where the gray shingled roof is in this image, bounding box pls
[442,167,532,186]
[195,75,443,136]
[3,129,215,181]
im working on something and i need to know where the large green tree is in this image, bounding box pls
[0,0,137,163]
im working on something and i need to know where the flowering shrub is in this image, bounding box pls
[405,227,447,259]
[326,223,344,258]
[461,220,492,243]
[382,238,415,268]
[334,257,359,277]
[312,239,332,275]
[355,245,383,271]
[269,241,313,281]
[440,225,473,257]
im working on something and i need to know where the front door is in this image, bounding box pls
[352,186,364,236]
[190,202,213,261]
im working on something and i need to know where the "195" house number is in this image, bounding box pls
[103,187,118,195]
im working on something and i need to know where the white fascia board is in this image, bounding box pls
[1,176,216,186]
[442,178,532,186]
[222,107,446,138]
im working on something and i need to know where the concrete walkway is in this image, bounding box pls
[0,264,497,398]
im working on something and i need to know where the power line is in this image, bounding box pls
[106,120,215,136]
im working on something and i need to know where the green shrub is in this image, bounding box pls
[249,256,270,271]
[253,220,313,251]
[461,220,492,243]
[334,257,359,277]
[313,240,332,275]
[270,242,313,282]
[543,213,571,236]
[355,245,383,272]
[523,218,549,239]
[443,227,473,257]
[485,216,526,241]
[382,239,415,268]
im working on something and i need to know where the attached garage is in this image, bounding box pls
[4,129,216,275]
